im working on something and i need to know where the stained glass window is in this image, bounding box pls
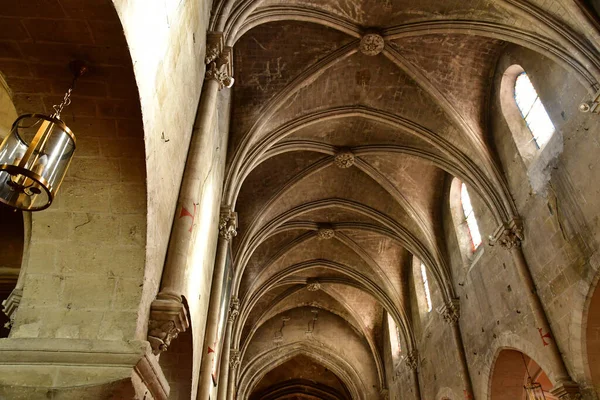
[460,183,482,250]
[515,72,555,148]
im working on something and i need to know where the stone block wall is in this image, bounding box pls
[387,43,600,399]
[0,0,148,342]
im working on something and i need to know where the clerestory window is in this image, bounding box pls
[387,313,401,354]
[420,263,432,312]
[514,72,555,149]
[460,183,481,250]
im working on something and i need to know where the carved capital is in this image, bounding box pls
[2,288,22,330]
[437,298,460,324]
[404,350,419,370]
[306,279,321,292]
[228,297,240,323]
[489,218,524,249]
[230,349,241,369]
[579,87,600,114]
[360,33,385,56]
[205,32,224,65]
[550,381,581,400]
[147,293,190,355]
[379,388,389,400]
[206,46,234,90]
[219,206,238,241]
[334,149,355,168]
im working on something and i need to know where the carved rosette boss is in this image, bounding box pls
[306,278,321,292]
[334,149,355,169]
[359,33,385,56]
[205,32,234,90]
[219,207,238,241]
[317,228,335,240]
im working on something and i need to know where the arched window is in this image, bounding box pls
[460,183,482,250]
[387,313,401,354]
[514,72,555,149]
[420,263,432,312]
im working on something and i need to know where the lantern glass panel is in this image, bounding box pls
[0,114,75,211]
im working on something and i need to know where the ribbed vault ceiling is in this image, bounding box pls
[213,0,600,397]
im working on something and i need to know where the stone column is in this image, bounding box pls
[491,219,581,399]
[146,32,234,357]
[217,297,239,400]
[2,213,31,331]
[197,207,237,400]
[439,299,474,399]
[227,349,241,399]
[404,350,422,400]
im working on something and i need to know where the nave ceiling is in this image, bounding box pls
[213,0,600,397]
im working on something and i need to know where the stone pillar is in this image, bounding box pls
[227,349,241,399]
[2,213,32,331]
[404,350,422,400]
[147,31,234,357]
[438,299,474,399]
[217,297,239,400]
[197,207,237,400]
[491,219,581,399]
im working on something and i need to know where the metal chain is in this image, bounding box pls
[51,87,73,119]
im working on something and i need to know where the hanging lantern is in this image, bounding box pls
[0,62,86,211]
[524,376,547,400]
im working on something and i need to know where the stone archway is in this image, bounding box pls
[490,349,556,400]
[0,0,147,343]
[585,278,600,395]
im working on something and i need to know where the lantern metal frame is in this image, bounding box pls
[0,61,84,212]
[0,114,76,210]
[522,353,547,400]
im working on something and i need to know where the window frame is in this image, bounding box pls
[460,183,482,251]
[514,72,555,149]
[420,263,433,313]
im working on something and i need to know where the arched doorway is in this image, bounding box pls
[586,280,600,395]
[490,349,556,399]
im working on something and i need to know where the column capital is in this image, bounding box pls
[228,297,240,323]
[550,381,581,400]
[219,206,238,241]
[230,349,241,370]
[205,33,234,90]
[2,288,22,330]
[437,298,460,324]
[489,217,524,249]
[147,293,190,355]
[205,32,224,65]
[404,350,419,371]
[379,388,389,400]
